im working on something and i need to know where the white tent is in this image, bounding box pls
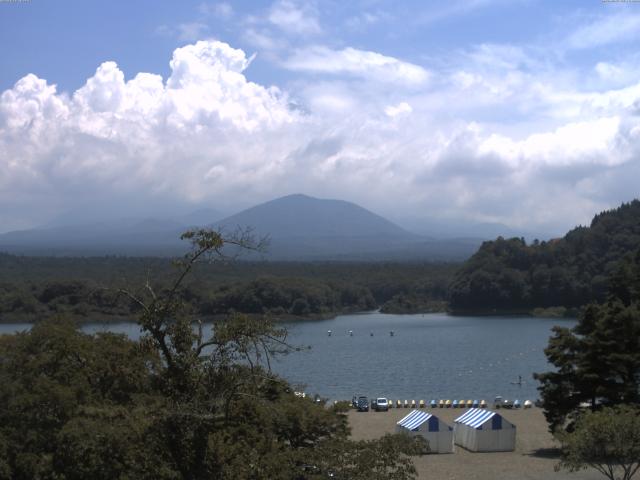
[454,408,516,452]
[396,410,454,453]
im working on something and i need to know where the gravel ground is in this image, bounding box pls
[347,406,604,480]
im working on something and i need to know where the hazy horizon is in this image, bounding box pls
[0,191,565,241]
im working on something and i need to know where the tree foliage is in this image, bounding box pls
[449,200,640,313]
[534,248,640,432]
[556,405,640,480]
[0,229,425,479]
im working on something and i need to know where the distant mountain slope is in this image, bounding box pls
[448,200,640,313]
[213,194,482,260]
[0,208,223,256]
[0,219,185,256]
[0,194,482,260]
[216,194,414,239]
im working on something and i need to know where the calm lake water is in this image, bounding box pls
[0,312,575,402]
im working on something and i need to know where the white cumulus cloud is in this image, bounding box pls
[0,41,301,229]
[2,39,640,235]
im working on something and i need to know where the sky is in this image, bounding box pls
[1,0,640,235]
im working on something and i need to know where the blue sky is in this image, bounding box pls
[0,0,625,93]
[1,0,640,234]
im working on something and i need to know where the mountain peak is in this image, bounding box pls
[218,194,411,239]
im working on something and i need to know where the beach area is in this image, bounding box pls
[347,407,603,480]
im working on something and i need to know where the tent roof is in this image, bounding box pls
[454,408,500,429]
[397,410,433,430]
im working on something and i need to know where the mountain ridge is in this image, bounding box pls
[0,194,480,260]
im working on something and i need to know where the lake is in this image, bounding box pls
[0,312,574,402]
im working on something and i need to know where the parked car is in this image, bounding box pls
[375,397,389,411]
[356,395,369,412]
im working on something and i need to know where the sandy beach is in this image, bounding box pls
[347,406,604,480]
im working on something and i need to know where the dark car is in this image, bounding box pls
[356,395,369,412]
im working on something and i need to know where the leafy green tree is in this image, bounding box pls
[0,318,160,479]
[556,405,640,480]
[319,433,429,480]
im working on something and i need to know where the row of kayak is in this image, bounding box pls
[383,399,488,409]
[384,399,533,409]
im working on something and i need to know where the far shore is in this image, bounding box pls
[0,307,584,325]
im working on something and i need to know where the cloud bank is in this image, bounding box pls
[2,38,640,234]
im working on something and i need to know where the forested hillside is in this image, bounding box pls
[448,200,640,314]
[0,255,456,322]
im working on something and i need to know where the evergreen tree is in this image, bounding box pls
[534,249,640,432]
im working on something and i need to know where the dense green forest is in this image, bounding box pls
[449,200,640,314]
[0,254,456,322]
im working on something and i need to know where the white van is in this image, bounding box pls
[375,397,389,411]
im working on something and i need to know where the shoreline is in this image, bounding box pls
[0,308,581,325]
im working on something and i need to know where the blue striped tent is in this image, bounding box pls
[454,408,516,452]
[396,410,454,453]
